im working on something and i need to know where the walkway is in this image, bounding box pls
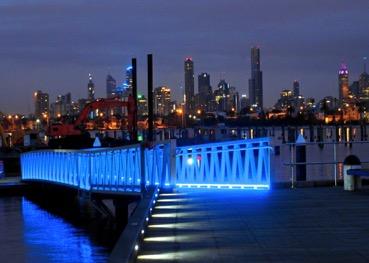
[137,187,369,262]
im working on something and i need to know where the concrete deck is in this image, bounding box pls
[137,187,369,262]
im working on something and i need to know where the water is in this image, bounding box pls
[0,196,109,263]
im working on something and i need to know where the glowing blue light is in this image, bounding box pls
[21,138,271,192]
[22,198,106,262]
[176,183,270,190]
[176,138,271,190]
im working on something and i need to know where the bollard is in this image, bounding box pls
[295,134,306,181]
[343,155,361,191]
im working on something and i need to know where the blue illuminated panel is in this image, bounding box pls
[21,138,271,192]
[175,138,271,190]
[21,145,142,192]
[176,183,270,190]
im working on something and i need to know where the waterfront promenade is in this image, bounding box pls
[137,187,369,262]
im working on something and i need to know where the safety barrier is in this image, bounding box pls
[21,145,142,192]
[21,138,271,192]
[176,138,271,190]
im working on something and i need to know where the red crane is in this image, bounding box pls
[48,96,136,138]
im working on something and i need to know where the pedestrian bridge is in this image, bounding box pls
[21,138,271,192]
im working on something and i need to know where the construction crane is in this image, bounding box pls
[48,96,136,138]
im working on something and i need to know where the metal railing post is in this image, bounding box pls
[140,143,146,193]
[290,145,294,188]
[333,142,337,186]
[169,139,177,187]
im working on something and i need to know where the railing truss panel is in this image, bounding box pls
[176,138,271,189]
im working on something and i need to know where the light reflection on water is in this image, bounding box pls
[0,196,108,263]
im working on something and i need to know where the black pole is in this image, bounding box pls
[131,58,138,142]
[147,54,154,142]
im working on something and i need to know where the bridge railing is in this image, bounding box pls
[21,138,271,191]
[21,144,142,192]
[144,140,174,187]
[175,137,272,190]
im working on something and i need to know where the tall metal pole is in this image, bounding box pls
[147,54,154,142]
[131,58,138,142]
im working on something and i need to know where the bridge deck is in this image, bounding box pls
[137,188,369,262]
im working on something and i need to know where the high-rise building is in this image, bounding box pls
[154,86,171,117]
[184,58,195,114]
[248,47,263,108]
[359,59,369,98]
[214,80,233,112]
[229,86,239,112]
[34,90,49,118]
[293,80,300,97]
[137,94,148,118]
[115,65,133,99]
[240,94,250,111]
[124,65,133,96]
[338,64,349,101]
[50,93,72,118]
[106,74,117,98]
[197,73,212,111]
[350,81,360,97]
[87,73,95,101]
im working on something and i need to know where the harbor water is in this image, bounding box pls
[0,196,111,263]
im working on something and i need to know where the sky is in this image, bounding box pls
[0,0,368,114]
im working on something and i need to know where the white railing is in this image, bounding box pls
[175,138,272,189]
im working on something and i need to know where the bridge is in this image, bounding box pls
[20,138,272,262]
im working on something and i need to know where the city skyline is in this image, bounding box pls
[0,0,369,113]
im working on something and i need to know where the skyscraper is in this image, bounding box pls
[34,90,49,118]
[184,58,195,114]
[137,94,148,118]
[50,93,72,117]
[338,64,349,101]
[115,65,133,98]
[124,65,133,96]
[87,73,95,101]
[154,86,171,116]
[248,47,263,108]
[293,80,300,97]
[198,73,212,111]
[359,58,369,98]
[106,74,117,98]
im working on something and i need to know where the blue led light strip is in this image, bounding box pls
[176,183,270,190]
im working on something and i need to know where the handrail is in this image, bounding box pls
[177,137,271,150]
[284,161,369,166]
[21,143,142,155]
[283,140,369,146]
[21,138,272,192]
[281,140,369,188]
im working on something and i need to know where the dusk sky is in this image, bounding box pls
[0,0,368,114]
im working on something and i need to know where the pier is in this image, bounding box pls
[15,137,369,262]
